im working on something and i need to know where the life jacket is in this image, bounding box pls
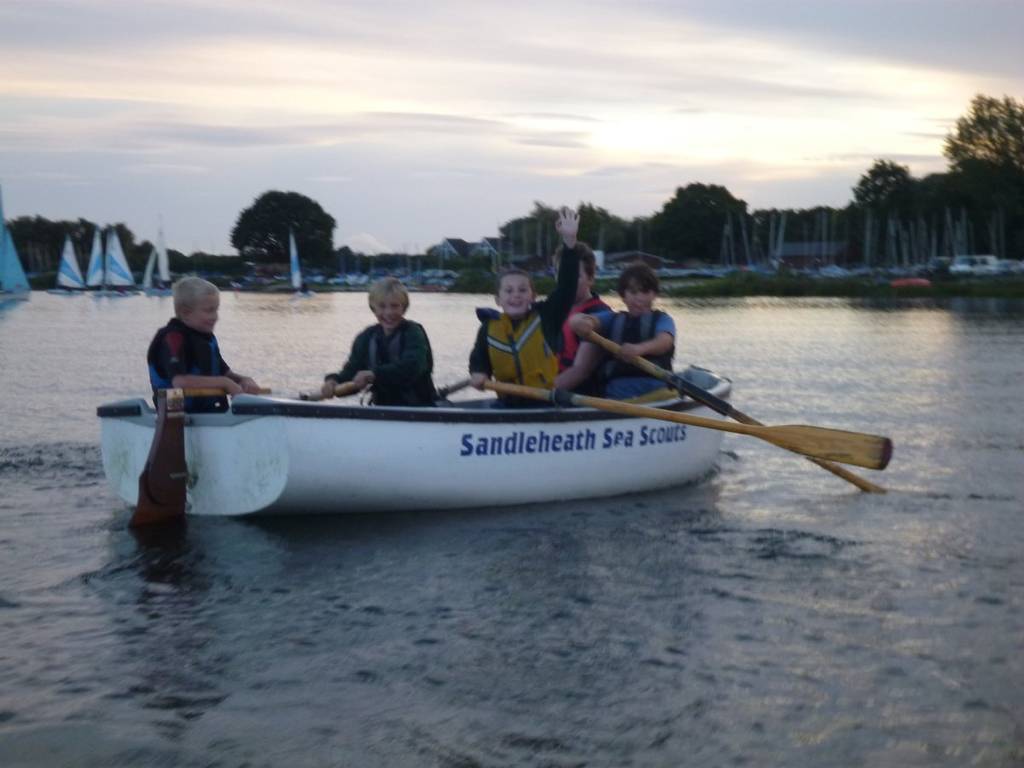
[558,295,610,371]
[486,311,558,387]
[601,310,674,381]
[367,326,402,371]
[146,317,229,412]
[366,321,437,406]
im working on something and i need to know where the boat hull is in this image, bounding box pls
[98,370,731,516]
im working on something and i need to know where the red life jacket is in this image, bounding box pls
[558,295,611,371]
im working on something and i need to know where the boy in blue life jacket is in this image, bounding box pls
[321,277,437,406]
[468,207,583,404]
[147,276,262,412]
[560,262,675,399]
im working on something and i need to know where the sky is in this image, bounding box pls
[1,0,1022,255]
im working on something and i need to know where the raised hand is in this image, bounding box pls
[555,206,579,248]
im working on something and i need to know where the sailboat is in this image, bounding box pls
[142,246,158,292]
[143,225,172,295]
[0,186,31,299]
[48,234,87,294]
[85,227,104,289]
[290,228,312,296]
[95,227,137,296]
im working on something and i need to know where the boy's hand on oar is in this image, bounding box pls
[570,313,598,337]
[618,342,642,362]
[352,370,375,390]
[237,376,262,394]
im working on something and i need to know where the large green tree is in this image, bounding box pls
[231,191,336,267]
[853,160,915,212]
[648,183,747,262]
[944,94,1024,257]
[945,94,1024,173]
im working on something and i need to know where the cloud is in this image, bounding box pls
[1,0,1019,252]
[514,132,591,149]
[308,175,354,183]
[121,163,209,175]
[342,232,390,254]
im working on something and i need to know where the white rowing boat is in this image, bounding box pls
[97,366,731,516]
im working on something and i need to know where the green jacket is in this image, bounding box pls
[326,320,437,406]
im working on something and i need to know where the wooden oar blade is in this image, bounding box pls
[131,389,188,527]
[764,425,893,470]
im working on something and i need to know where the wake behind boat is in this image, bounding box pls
[97,367,731,517]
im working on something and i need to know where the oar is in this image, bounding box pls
[132,388,188,527]
[582,330,888,493]
[130,386,270,528]
[298,381,362,402]
[485,381,893,470]
[301,378,471,402]
[437,377,471,399]
[185,387,273,397]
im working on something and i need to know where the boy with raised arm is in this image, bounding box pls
[321,277,437,406]
[147,276,262,412]
[468,206,583,404]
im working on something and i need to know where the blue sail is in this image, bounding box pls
[56,235,86,289]
[1,226,31,294]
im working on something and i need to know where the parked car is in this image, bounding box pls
[997,259,1024,276]
[949,254,1000,277]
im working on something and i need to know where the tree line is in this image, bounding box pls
[7,94,1023,276]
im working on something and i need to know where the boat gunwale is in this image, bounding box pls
[97,380,731,426]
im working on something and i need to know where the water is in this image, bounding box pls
[1,292,1022,767]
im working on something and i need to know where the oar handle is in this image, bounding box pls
[299,381,362,401]
[437,378,472,399]
[181,387,272,396]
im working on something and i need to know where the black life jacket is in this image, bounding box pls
[601,310,674,381]
[366,321,437,406]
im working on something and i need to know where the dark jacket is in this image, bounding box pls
[146,317,231,412]
[326,319,437,406]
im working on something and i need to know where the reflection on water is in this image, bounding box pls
[1,294,1022,766]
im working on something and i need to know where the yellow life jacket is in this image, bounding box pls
[486,311,558,387]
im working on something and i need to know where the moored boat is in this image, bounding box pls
[98,366,731,516]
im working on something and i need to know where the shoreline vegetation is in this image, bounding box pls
[25,269,1024,300]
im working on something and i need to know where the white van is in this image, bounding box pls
[950,254,1000,277]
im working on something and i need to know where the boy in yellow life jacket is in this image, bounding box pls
[469,206,585,404]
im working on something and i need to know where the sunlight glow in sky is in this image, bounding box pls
[1,0,1021,254]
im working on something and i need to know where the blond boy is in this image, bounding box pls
[322,277,437,406]
[146,276,261,411]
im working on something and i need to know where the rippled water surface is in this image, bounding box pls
[1,292,1022,767]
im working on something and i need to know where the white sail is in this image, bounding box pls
[86,228,104,287]
[104,228,135,287]
[142,247,156,289]
[289,229,302,290]
[157,226,170,283]
[56,235,86,289]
